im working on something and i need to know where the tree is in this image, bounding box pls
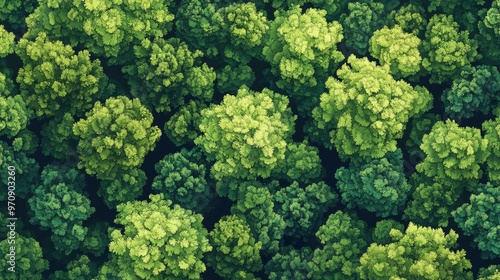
[11,128,39,155]
[164,100,207,146]
[0,94,30,138]
[0,25,15,57]
[50,255,97,280]
[335,148,411,217]
[483,117,500,182]
[0,235,49,280]
[371,219,405,245]
[16,32,111,118]
[452,183,500,259]
[416,120,489,187]
[358,223,473,279]
[478,265,500,280]
[442,65,500,119]
[81,221,110,257]
[214,2,269,64]
[231,184,285,255]
[312,55,433,160]
[73,96,161,180]
[405,113,440,160]
[389,4,427,36]
[28,182,95,255]
[0,141,40,200]
[122,37,216,113]
[340,1,387,55]
[274,181,337,239]
[477,0,500,64]
[265,246,312,280]
[39,164,86,192]
[421,14,479,84]
[152,148,214,213]
[273,141,322,185]
[369,25,422,78]
[40,113,77,160]
[216,64,255,93]
[109,194,212,279]
[98,168,146,208]
[195,86,296,181]
[207,215,263,279]
[26,0,176,63]
[262,5,344,112]
[308,211,370,280]
[404,173,463,227]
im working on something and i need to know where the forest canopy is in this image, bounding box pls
[0,0,499,279]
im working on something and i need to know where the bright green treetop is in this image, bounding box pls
[26,0,175,63]
[195,86,296,181]
[358,223,473,279]
[335,148,410,217]
[73,96,161,180]
[207,215,263,279]
[122,37,216,113]
[0,25,15,58]
[442,65,500,119]
[0,235,49,280]
[109,194,212,279]
[16,32,110,118]
[369,25,422,78]
[452,183,500,259]
[28,182,95,255]
[416,120,489,187]
[421,14,479,83]
[389,4,427,36]
[312,55,432,160]
[478,265,500,280]
[262,5,344,105]
[308,211,370,280]
[0,95,30,138]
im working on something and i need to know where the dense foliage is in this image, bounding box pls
[1,0,499,278]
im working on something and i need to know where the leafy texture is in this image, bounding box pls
[421,14,478,84]
[274,181,337,238]
[0,235,48,280]
[308,211,369,279]
[404,173,462,227]
[372,219,405,245]
[312,55,432,160]
[195,86,295,181]
[73,96,161,180]
[389,4,427,36]
[340,1,387,55]
[40,113,76,160]
[478,265,500,280]
[216,64,256,94]
[109,194,212,279]
[335,148,410,217]
[98,168,146,209]
[405,113,440,159]
[164,100,206,147]
[442,65,500,119]
[262,5,344,112]
[265,247,312,280]
[452,183,500,259]
[416,120,489,187]
[483,117,500,182]
[207,215,263,279]
[26,0,175,63]
[152,148,214,213]
[358,223,473,279]
[16,32,110,118]
[0,25,15,57]
[50,255,97,280]
[122,38,216,113]
[0,95,30,138]
[231,184,285,255]
[28,183,94,255]
[369,25,422,78]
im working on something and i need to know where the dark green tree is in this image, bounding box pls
[164,100,207,147]
[265,246,312,280]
